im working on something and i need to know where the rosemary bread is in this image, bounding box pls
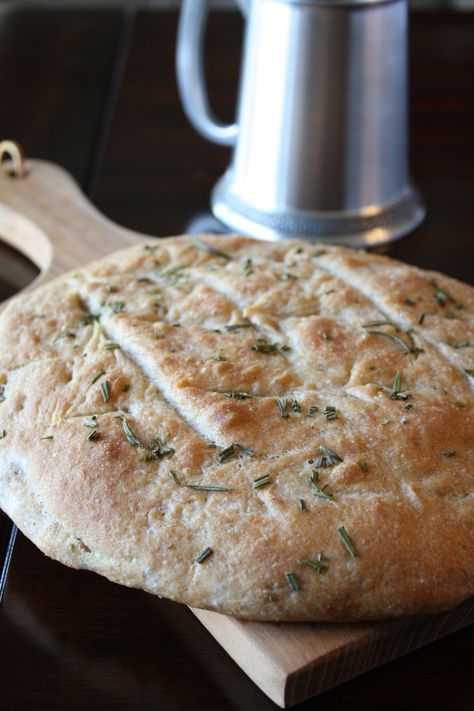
[0,235,473,621]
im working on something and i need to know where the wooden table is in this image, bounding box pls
[0,6,473,709]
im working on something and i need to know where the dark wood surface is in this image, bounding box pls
[0,7,473,710]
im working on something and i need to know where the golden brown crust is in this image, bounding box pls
[0,235,473,621]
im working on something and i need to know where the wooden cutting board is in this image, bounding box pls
[0,154,473,708]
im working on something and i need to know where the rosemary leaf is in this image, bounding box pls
[362,320,393,328]
[234,443,254,457]
[91,370,106,384]
[297,498,306,512]
[448,340,470,349]
[194,239,232,260]
[277,398,289,418]
[285,572,299,592]
[196,547,213,564]
[319,444,343,463]
[185,484,234,492]
[0,430,6,439]
[100,380,110,403]
[309,471,333,500]
[300,553,328,574]
[217,442,254,462]
[243,258,253,276]
[109,301,125,313]
[337,526,358,557]
[224,391,252,400]
[85,429,100,441]
[253,474,271,489]
[251,339,279,354]
[358,460,368,473]
[465,369,474,378]
[224,323,252,332]
[148,437,175,459]
[366,330,412,355]
[121,417,144,447]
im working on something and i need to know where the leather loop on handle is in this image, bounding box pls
[176,0,241,146]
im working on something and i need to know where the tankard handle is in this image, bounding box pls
[176,0,248,146]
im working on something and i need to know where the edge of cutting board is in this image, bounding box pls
[192,598,474,707]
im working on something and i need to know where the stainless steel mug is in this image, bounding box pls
[176,0,425,246]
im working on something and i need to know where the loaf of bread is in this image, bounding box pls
[0,235,472,621]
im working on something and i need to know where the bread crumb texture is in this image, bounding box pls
[0,235,473,621]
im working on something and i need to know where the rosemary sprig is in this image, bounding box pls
[196,547,213,564]
[337,525,358,557]
[307,405,319,417]
[291,399,301,413]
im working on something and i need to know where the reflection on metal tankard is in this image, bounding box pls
[176,0,425,247]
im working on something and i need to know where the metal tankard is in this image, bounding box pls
[176,0,425,246]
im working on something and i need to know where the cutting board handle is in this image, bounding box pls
[0,150,145,295]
